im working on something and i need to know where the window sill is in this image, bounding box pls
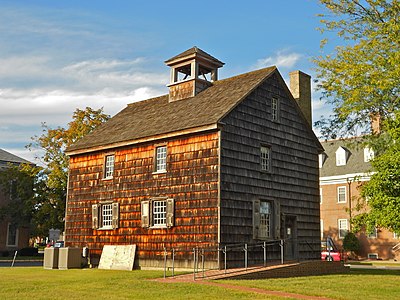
[150,225,167,229]
[103,176,113,181]
[152,170,167,175]
[98,226,114,230]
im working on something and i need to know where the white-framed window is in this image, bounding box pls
[271,98,280,122]
[104,155,115,178]
[141,198,174,228]
[92,202,119,230]
[394,232,399,239]
[338,219,348,239]
[319,153,327,168]
[260,145,271,172]
[368,227,378,239]
[153,200,167,227]
[155,146,167,172]
[364,147,374,162]
[320,219,324,240]
[320,188,323,204]
[335,147,348,166]
[337,186,347,203]
[6,223,18,247]
[253,199,280,240]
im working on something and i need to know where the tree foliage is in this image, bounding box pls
[343,232,360,252]
[315,1,400,234]
[314,0,400,138]
[1,107,109,237]
[352,112,400,235]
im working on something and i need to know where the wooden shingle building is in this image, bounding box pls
[65,47,323,268]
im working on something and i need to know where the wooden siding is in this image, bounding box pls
[219,73,321,261]
[65,131,220,267]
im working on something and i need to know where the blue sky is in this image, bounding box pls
[0,0,334,162]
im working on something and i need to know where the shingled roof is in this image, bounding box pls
[67,67,278,153]
[319,138,373,177]
[0,149,31,167]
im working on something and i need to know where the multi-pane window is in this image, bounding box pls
[153,200,167,226]
[335,147,347,166]
[338,219,348,239]
[320,219,324,239]
[271,98,279,122]
[259,201,272,238]
[6,223,18,246]
[320,188,323,204]
[368,227,378,239]
[155,146,167,172]
[91,202,119,230]
[141,198,174,228]
[337,186,346,203]
[104,155,115,178]
[364,147,374,162]
[101,203,113,228]
[260,146,271,172]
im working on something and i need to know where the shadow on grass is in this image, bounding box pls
[350,269,400,276]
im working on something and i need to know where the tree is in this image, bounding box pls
[314,1,400,234]
[352,112,400,235]
[0,163,40,228]
[342,232,360,253]
[25,107,110,236]
[314,0,400,139]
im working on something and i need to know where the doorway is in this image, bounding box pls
[284,215,298,260]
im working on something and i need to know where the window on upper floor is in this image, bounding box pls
[271,98,280,122]
[320,188,323,204]
[141,198,174,228]
[320,219,324,240]
[368,227,378,239]
[364,147,375,162]
[338,219,348,239]
[92,202,119,230]
[337,186,347,203]
[104,154,115,179]
[335,146,348,166]
[155,145,167,172]
[6,223,18,247]
[260,145,271,172]
[319,153,327,168]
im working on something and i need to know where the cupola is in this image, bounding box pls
[165,47,224,102]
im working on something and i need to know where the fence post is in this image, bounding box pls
[11,250,17,267]
[280,239,284,264]
[263,241,267,266]
[202,248,205,278]
[172,248,175,278]
[193,248,196,281]
[223,246,227,274]
[163,247,167,279]
[244,243,248,270]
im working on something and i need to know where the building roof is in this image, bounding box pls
[0,149,31,166]
[165,46,224,67]
[67,66,321,155]
[319,138,372,177]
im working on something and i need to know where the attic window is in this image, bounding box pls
[335,147,348,166]
[319,153,327,168]
[364,147,374,162]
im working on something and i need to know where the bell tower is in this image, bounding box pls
[165,47,224,102]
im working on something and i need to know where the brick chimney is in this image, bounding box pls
[370,112,381,134]
[165,47,224,102]
[289,70,312,126]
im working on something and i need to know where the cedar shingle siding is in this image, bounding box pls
[65,49,322,268]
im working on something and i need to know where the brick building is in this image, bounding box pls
[319,139,400,260]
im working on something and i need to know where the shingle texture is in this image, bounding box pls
[0,149,31,166]
[67,67,277,152]
[319,139,373,177]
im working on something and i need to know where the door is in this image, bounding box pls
[284,215,298,260]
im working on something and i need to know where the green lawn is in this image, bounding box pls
[0,268,399,300]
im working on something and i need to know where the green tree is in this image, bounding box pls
[352,112,400,235]
[26,107,109,236]
[343,232,360,253]
[314,1,400,234]
[314,0,400,138]
[0,163,39,229]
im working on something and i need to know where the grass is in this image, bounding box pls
[0,268,399,300]
[223,269,400,300]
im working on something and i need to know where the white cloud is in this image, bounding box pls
[253,50,302,70]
